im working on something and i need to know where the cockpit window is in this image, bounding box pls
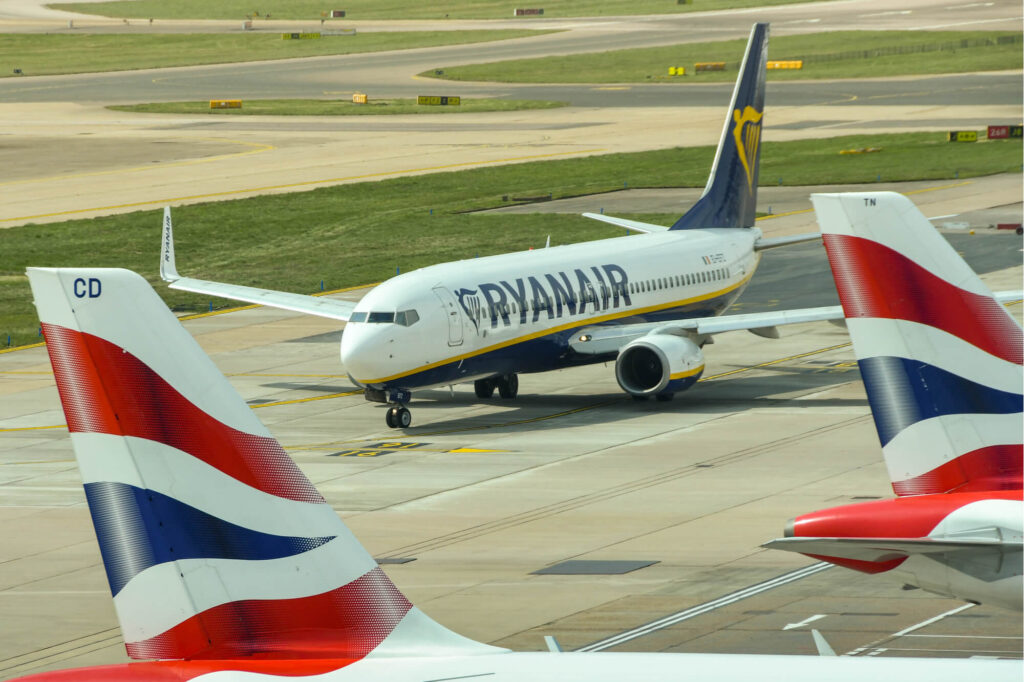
[395,310,420,327]
[349,312,367,323]
[367,312,395,323]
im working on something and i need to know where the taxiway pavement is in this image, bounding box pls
[1,181,1020,677]
[0,2,1022,674]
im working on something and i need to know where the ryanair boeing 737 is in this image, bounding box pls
[160,24,832,428]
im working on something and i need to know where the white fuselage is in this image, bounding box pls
[341,228,760,391]
[146,650,1020,682]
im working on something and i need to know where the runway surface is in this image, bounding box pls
[1,180,1021,677]
[0,1,1022,676]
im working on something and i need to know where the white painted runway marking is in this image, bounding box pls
[845,603,976,656]
[910,16,1024,30]
[783,614,827,631]
[909,630,1019,634]
[860,10,912,16]
[577,562,832,652]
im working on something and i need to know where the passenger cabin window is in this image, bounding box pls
[349,312,367,323]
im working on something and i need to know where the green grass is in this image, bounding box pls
[2,132,1019,347]
[52,0,824,21]
[0,30,547,78]
[427,31,1024,83]
[109,98,567,115]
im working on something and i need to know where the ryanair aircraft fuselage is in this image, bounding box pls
[342,228,759,393]
[159,23,796,428]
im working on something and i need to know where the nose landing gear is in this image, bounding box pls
[386,405,412,428]
[384,389,412,429]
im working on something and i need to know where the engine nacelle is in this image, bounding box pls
[615,333,705,397]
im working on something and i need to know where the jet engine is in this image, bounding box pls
[615,334,705,399]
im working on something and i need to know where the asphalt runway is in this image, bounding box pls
[1,0,1020,106]
[0,182,1021,677]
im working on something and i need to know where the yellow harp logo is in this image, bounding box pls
[732,106,763,192]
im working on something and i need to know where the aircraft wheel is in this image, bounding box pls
[655,392,674,402]
[474,379,495,399]
[497,374,519,399]
[396,406,412,428]
[385,406,398,428]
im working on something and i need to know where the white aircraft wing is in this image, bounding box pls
[763,536,1022,563]
[159,208,356,322]
[167,276,356,321]
[570,290,1023,356]
[569,306,841,354]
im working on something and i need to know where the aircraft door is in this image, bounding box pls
[432,286,464,347]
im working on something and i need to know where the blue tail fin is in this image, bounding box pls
[671,23,768,230]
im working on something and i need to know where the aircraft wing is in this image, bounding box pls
[763,536,1022,563]
[167,276,356,321]
[569,305,841,354]
[159,208,356,322]
[570,291,1024,356]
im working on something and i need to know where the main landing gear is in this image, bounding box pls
[474,374,519,399]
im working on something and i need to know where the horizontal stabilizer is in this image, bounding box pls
[764,535,1020,563]
[754,232,821,251]
[581,212,670,234]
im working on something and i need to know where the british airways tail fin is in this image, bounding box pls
[812,193,1023,496]
[670,22,768,231]
[27,267,494,661]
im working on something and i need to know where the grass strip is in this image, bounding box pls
[2,132,1019,346]
[109,98,567,116]
[52,0,824,21]
[0,30,547,78]
[427,31,1024,83]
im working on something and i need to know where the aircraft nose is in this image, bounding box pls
[341,324,392,386]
